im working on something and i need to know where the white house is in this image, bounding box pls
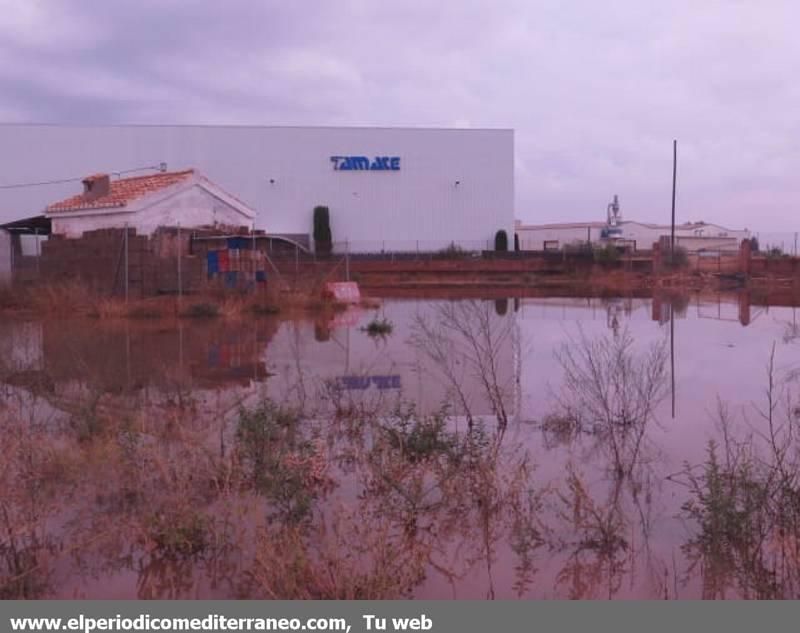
[45,169,255,238]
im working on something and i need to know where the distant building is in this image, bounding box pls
[45,169,255,238]
[515,219,750,252]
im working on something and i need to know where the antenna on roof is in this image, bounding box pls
[111,164,168,179]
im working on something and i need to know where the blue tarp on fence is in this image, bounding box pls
[207,251,219,277]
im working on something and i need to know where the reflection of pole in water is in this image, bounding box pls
[178,322,184,373]
[126,322,131,389]
[670,304,675,419]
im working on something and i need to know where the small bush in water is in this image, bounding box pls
[146,509,208,558]
[362,318,393,338]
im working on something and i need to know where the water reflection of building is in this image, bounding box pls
[26,319,277,395]
[651,292,758,327]
[261,299,520,418]
[517,297,651,333]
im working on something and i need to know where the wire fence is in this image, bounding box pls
[7,230,800,297]
[752,232,800,256]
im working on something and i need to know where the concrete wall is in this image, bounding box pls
[0,125,514,253]
[41,228,206,297]
[51,185,253,238]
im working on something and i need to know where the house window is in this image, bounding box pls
[544,240,559,251]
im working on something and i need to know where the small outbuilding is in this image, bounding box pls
[45,169,255,238]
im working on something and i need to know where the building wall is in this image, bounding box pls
[41,228,206,297]
[0,125,514,253]
[516,221,750,252]
[50,185,253,237]
[616,222,749,250]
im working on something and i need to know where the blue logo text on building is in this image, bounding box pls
[331,156,400,171]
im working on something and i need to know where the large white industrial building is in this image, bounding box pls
[515,219,751,252]
[0,124,515,253]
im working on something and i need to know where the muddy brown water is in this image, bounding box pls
[1,291,799,599]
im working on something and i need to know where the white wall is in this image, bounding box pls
[50,185,253,237]
[0,125,514,253]
[516,221,750,251]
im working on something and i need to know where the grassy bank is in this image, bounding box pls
[0,279,366,321]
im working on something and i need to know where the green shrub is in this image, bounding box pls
[383,404,457,463]
[495,230,509,252]
[147,509,208,558]
[435,242,469,259]
[766,247,788,259]
[313,206,332,255]
[662,245,689,270]
[593,243,620,265]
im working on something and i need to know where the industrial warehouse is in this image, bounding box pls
[0,124,515,254]
[0,124,777,296]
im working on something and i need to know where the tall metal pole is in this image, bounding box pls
[671,139,677,258]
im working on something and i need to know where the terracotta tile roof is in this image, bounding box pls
[46,169,195,213]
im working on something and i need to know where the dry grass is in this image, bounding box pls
[27,280,95,315]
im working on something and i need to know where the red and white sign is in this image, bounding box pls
[329,307,366,328]
[325,282,361,304]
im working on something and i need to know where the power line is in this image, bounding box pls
[0,175,84,190]
[0,163,168,190]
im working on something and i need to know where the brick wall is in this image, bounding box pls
[41,227,206,297]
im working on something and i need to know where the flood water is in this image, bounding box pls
[1,291,800,599]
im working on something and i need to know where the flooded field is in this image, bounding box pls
[1,292,799,599]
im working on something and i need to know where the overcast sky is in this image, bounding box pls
[1,0,798,232]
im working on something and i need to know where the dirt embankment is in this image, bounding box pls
[0,279,371,322]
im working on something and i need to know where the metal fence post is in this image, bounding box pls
[346,240,350,282]
[177,222,183,302]
[34,227,40,278]
[124,223,129,302]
